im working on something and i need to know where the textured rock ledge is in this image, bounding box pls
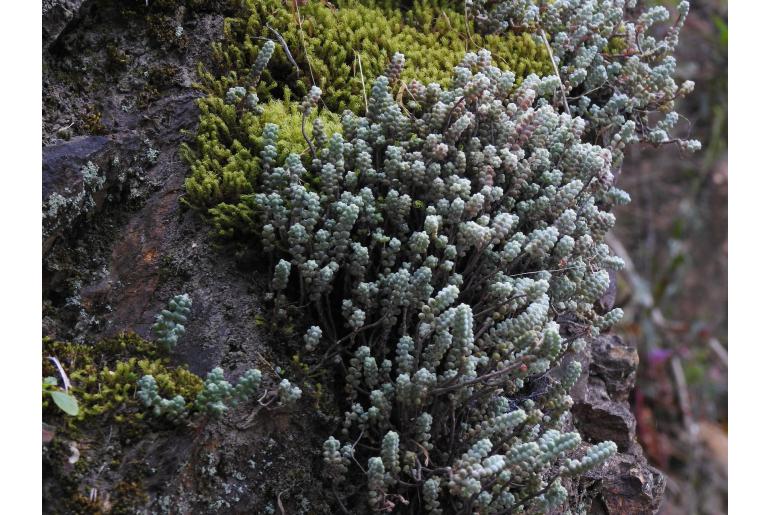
[575,335,666,514]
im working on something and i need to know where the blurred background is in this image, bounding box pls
[613,1,728,513]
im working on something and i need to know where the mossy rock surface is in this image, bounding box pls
[43,3,335,512]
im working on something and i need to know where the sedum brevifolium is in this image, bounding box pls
[180,1,698,511]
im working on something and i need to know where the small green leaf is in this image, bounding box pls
[43,377,58,386]
[50,391,79,416]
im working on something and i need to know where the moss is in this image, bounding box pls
[145,14,189,50]
[111,481,150,515]
[64,494,104,515]
[135,64,180,108]
[137,85,161,109]
[142,0,240,49]
[148,64,179,90]
[42,332,194,514]
[57,127,73,140]
[259,97,343,159]
[291,354,311,375]
[43,436,109,514]
[106,44,129,73]
[200,0,552,113]
[182,0,551,244]
[42,333,203,431]
[78,109,107,135]
[182,95,341,213]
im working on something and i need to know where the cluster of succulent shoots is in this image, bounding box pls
[181,0,697,511]
[253,51,625,512]
[468,0,700,154]
[140,293,302,422]
[138,364,301,421]
[152,293,192,351]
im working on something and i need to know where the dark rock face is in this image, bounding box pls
[589,335,639,399]
[42,0,221,339]
[42,2,664,514]
[42,4,329,513]
[42,135,109,201]
[574,389,637,452]
[42,135,110,254]
[43,0,86,50]
[586,451,667,515]
[573,335,640,452]
[573,335,667,514]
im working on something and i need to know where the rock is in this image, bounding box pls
[586,448,667,515]
[572,335,640,452]
[42,136,110,254]
[590,334,639,401]
[42,131,147,261]
[573,380,637,451]
[42,0,86,50]
[42,135,109,200]
[41,0,222,332]
[571,334,666,514]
